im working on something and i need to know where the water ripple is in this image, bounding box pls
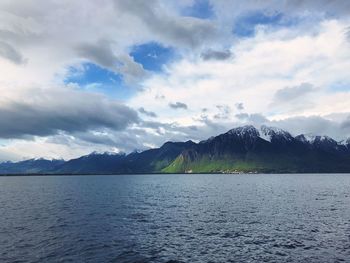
[1,174,350,262]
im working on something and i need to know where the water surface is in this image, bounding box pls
[1,174,350,262]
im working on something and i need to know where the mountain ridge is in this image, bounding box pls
[1,125,350,174]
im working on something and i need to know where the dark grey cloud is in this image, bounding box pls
[0,88,139,139]
[138,107,157,118]
[76,40,147,84]
[169,102,188,110]
[201,49,232,61]
[77,40,117,69]
[273,82,315,103]
[235,102,244,110]
[0,41,26,64]
[114,0,218,48]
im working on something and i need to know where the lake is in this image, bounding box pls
[1,174,350,262]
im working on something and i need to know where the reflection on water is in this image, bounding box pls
[1,174,350,262]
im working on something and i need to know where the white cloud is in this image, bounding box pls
[129,19,350,126]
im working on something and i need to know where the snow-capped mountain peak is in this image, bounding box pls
[298,134,335,144]
[225,125,293,142]
[259,125,293,142]
[226,125,259,138]
[219,125,347,149]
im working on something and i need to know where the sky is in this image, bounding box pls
[0,0,350,161]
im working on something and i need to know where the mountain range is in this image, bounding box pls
[1,125,350,174]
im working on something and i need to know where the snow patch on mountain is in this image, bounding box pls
[218,125,348,148]
[296,134,345,151]
[339,138,350,146]
[300,134,335,144]
[226,125,259,138]
[259,130,272,142]
[225,125,295,142]
[259,125,293,142]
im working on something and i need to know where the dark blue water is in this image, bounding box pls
[1,174,350,263]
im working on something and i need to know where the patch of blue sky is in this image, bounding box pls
[181,0,214,19]
[328,81,350,92]
[64,63,133,100]
[233,11,299,37]
[130,42,176,72]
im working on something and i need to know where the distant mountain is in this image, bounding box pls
[54,152,127,174]
[54,140,194,174]
[164,125,350,173]
[0,158,65,174]
[1,125,350,174]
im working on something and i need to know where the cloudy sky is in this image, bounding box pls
[1,0,350,161]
